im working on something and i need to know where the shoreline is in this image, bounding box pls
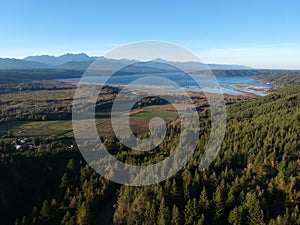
[59,79,271,98]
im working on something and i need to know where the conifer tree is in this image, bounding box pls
[77,202,92,225]
[171,204,180,225]
[244,192,264,225]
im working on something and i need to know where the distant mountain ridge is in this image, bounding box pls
[0,53,254,70]
[0,58,50,69]
[24,53,97,66]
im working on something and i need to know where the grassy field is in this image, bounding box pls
[0,81,184,141]
[0,120,73,138]
[96,104,177,136]
[0,104,178,139]
[131,110,176,121]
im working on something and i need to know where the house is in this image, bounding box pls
[15,145,25,151]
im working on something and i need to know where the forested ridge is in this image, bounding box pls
[0,75,299,225]
[255,72,300,87]
[112,85,300,225]
[0,144,118,225]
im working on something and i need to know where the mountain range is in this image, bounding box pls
[0,53,253,71]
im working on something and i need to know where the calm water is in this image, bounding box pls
[58,72,271,96]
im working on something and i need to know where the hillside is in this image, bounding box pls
[112,82,300,225]
[0,72,299,225]
[255,72,300,87]
[0,58,50,69]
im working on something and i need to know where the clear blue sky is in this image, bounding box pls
[1,0,300,69]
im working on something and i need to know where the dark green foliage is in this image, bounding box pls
[255,72,300,87]
[113,84,300,225]
[243,192,265,225]
[171,204,180,225]
[1,73,299,225]
[0,146,118,225]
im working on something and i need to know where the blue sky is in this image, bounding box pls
[1,0,300,69]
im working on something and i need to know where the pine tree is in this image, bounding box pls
[226,187,236,208]
[184,198,198,225]
[145,201,157,225]
[21,216,26,225]
[197,213,205,225]
[40,200,51,220]
[31,206,38,219]
[157,197,170,225]
[291,205,300,225]
[213,186,224,222]
[128,193,147,224]
[228,205,243,225]
[170,179,178,198]
[67,158,75,172]
[14,218,20,225]
[60,172,69,188]
[61,211,71,225]
[199,187,209,213]
[244,192,264,225]
[171,204,180,225]
[77,202,92,225]
[32,216,37,225]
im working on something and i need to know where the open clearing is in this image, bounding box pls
[0,120,73,138]
[0,104,177,138]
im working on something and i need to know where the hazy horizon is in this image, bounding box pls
[1,51,300,70]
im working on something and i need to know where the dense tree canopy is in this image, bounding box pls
[0,73,299,225]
